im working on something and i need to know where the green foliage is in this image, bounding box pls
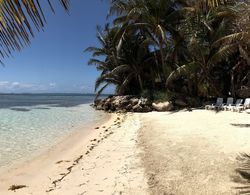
[152,91,171,103]
[86,0,250,99]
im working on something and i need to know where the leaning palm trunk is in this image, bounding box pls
[230,62,242,98]
[138,75,143,92]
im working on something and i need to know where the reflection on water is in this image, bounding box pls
[10,108,31,112]
[0,94,107,168]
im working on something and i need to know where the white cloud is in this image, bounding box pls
[11,82,21,88]
[0,81,58,92]
[49,83,56,88]
[21,83,35,88]
[0,81,9,87]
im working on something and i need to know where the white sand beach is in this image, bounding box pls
[0,110,250,194]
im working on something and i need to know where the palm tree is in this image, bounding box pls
[0,0,70,62]
[109,0,186,83]
[86,24,154,99]
[89,0,248,101]
[211,1,250,97]
[85,25,121,98]
[166,1,238,97]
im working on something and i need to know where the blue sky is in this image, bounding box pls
[0,0,114,94]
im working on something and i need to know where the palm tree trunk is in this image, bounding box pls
[145,29,166,83]
[159,41,166,83]
[231,71,236,98]
[138,75,144,92]
[193,71,198,96]
[230,62,241,98]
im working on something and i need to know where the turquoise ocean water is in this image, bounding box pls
[0,94,106,168]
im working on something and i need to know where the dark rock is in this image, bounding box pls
[96,104,104,110]
[120,99,130,107]
[126,104,133,111]
[93,95,152,113]
[130,98,139,106]
[132,104,142,112]
[94,99,101,105]
[175,99,188,107]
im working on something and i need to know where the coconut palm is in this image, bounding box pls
[109,0,231,85]
[210,1,250,97]
[0,0,70,62]
[109,0,186,83]
[86,24,154,99]
[166,2,238,97]
[85,25,121,98]
[89,0,249,101]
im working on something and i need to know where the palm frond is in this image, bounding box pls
[0,0,70,60]
[165,7,196,23]
[87,58,106,67]
[209,43,238,66]
[166,62,198,86]
[239,45,250,66]
[116,73,134,95]
[213,32,249,47]
[95,82,111,101]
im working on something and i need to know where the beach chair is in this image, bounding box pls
[222,97,234,110]
[234,98,250,112]
[227,99,243,111]
[205,98,223,110]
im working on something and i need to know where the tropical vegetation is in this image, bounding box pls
[87,0,250,103]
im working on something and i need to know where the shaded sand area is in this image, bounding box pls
[0,110,250,194]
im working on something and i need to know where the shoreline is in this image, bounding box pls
[0,103,108,172]
[0,103,109,173]
[0,110,115,193]
[0,109,249,194]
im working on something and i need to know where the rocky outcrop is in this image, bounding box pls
[93,96,152,113]
[152,101,174,112]
[93,95,198,113]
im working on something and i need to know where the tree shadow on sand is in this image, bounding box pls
[231,124,250,128]
[233,154,250,194]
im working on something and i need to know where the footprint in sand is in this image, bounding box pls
[8,185,27,191]
[56,160,70,164]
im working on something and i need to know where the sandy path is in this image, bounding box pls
[138,110,250,195]
[49,113,147,195]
